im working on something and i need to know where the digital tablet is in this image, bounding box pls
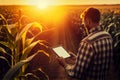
[53,46,70,58]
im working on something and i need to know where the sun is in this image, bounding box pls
[35,0,49,9]
[37,2,48,9]
[28,0,49,9]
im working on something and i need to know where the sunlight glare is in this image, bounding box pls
[37,2,48,9]
[40,7,68,25]
[35,0,49,9]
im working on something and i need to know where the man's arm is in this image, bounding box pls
[65,41,94,78]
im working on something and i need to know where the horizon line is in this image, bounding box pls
[0,3,120,6]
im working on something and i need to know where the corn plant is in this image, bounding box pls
[101,11,120,52]
[0,13,50,80]
[100,11,120,76]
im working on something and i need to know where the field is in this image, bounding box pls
[0,4,120,80]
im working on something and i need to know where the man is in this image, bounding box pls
[58,7,113,80]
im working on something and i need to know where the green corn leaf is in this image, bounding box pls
[16,22,42,42]
[25,37,35,48]
[2,25,15,41]
[0,41,13,49]
[3,52,38,80]
[0,47,7,53]
[0,14,15,42]
[0,14,11,34]
[114,31,120,38]
[0,47,11,58]
[114,40,120,48]
[38,68,49,80]
[0,56,11,67]
[22,40,40,55]
[21,40,50,60]
[37,50,50,58]
[19,73,39,80]
[33,68,49,80]
[16,22,34,42]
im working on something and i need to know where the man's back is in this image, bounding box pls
[82,30,113,80]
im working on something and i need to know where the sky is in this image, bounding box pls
[0,0,119,5]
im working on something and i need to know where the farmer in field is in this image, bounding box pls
[58,7,113,80]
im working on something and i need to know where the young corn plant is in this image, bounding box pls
[0,14,50,80]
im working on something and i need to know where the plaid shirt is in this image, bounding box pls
[65,26,113,80]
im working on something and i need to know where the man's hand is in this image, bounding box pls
[69,52,77,60]
[57,52,77,67]
[57,57,67,68]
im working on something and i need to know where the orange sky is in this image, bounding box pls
[0,0,119,5]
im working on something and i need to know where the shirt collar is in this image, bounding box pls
[89,26,103,34]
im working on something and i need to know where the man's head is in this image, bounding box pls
[81,7,101,30]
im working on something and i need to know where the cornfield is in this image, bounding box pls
[0,5,120,80]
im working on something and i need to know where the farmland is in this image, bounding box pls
[0,4,120,80]
[0,5,120,27]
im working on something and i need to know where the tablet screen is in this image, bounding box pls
[53,46,70,58]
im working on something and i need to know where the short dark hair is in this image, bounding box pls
[81,7,101,23]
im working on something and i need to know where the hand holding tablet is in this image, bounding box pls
[53,46,70,58]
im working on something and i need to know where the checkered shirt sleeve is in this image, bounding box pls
[65,41,94,79]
